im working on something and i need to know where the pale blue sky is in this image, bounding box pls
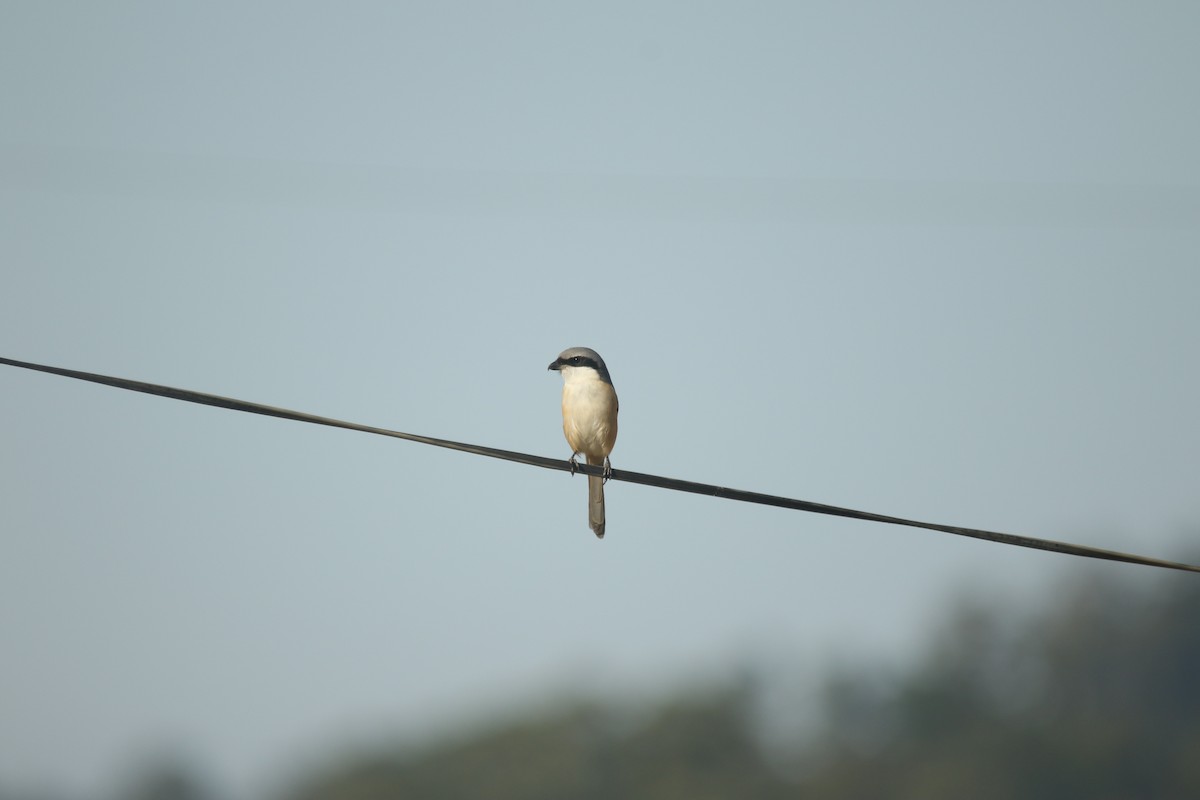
[2,3,1198,797]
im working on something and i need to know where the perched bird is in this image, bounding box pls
[548,347,619,538]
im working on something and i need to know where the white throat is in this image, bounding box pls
[559,365,606,386]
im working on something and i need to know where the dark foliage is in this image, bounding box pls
[10,569,1199,800]
[278,571,1200,800]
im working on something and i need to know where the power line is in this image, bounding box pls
[3,354,1198,575]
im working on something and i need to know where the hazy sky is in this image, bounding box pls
[2,3,1198,797]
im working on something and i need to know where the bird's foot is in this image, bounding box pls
[568,452,580,475]
[602,456,613,484]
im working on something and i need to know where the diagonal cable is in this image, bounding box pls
[3,355,1197,574]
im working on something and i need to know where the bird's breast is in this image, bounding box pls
[561,378,618,458]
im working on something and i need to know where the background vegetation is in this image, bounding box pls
[10,562,1197,800]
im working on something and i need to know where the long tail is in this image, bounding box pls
[586,455,605,538]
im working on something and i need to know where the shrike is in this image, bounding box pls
[548,347,619,538]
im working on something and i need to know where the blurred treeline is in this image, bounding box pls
[14,568,1200,800]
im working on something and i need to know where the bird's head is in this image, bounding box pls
[548,347,613,384]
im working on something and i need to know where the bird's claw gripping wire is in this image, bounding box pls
[567,453,611,483]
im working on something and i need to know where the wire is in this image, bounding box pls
[3,355,1198,574]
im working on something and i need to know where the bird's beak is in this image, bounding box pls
[547,359,562,371]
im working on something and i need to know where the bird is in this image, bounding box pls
[548,347,619,538]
